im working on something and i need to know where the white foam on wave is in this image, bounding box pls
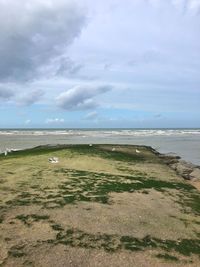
[0,129,200,137]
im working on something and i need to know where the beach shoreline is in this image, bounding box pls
[0,128,200,165]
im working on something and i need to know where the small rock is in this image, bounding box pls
[179,160,196,169]
[189,168,200,180]
[170,163,177,170]
[159,153,180,165]
[169,160,199,180]
[165,152,180,159]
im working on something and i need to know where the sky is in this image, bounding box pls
[0,0,200,128]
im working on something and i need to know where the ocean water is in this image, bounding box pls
[0,128,200,165]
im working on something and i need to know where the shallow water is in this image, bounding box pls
[0,129,200,165]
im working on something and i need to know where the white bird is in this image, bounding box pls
[89,144,93,147]
[4,149,8,156]
[112,147,116,151]
[49,157,59,163]
[136,149,140,153]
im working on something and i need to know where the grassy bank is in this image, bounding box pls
[0,144,200,266]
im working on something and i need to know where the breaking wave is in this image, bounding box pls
[0,129,200,137]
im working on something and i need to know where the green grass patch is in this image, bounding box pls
[0,144,148,163]
[49,227,200,256]
[67,145,146,162]
[53,168,200,214]
[156,253,179,261]
[16,214,50,226]
[8,245,26,258]
[51,224,64,231]
[4,167,200,217]
[0,215,4,223]
[0,144,153,162]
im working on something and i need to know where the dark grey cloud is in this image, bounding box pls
[18,90,44,106]
[0,86,14,99]
[0,0,86,82]
[56,84,112,110]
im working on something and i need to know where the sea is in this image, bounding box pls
[0,128,200,165]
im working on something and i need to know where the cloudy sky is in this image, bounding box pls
[0,0,199,128]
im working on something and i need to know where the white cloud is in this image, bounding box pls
[17,90,44,106]
[55,57,84,76]
[148,0,161,8]
[84,111,98,120]
[45,118,65,124]
[188,0,200,12]
[148,0,200,13]
[56,84,112,110]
